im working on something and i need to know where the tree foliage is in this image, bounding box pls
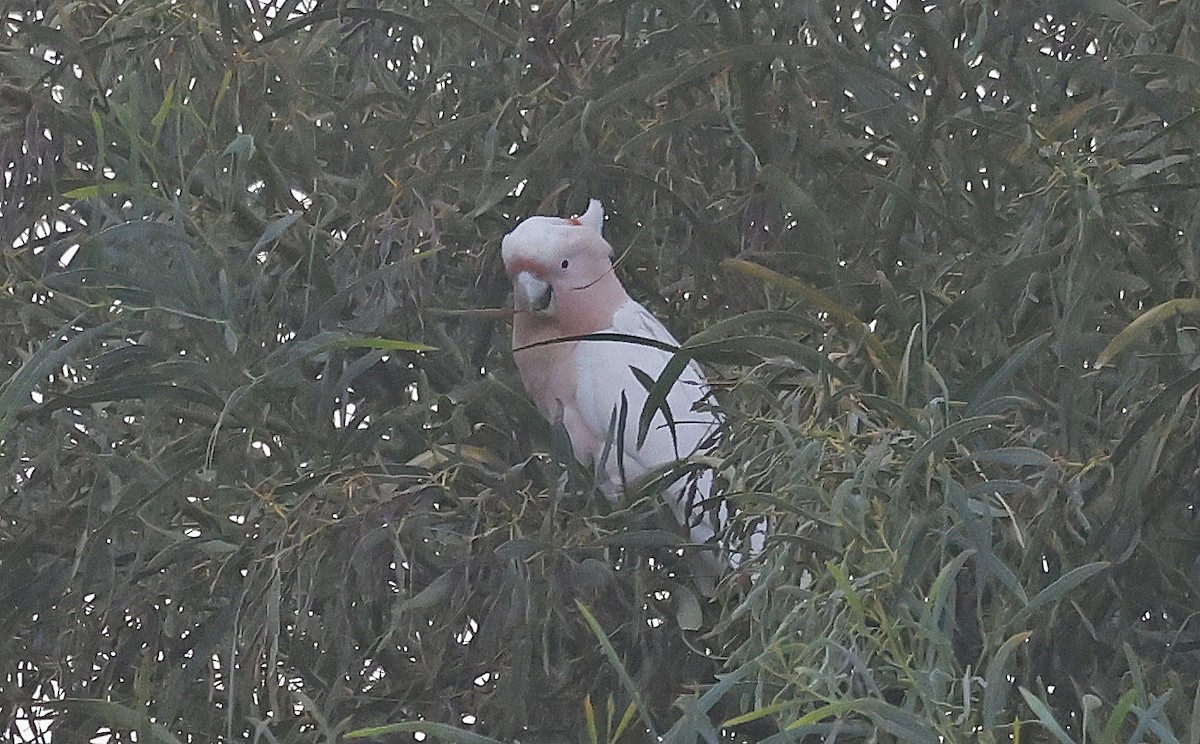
[2,0,1199,741]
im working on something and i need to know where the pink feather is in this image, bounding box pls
[501,200,755,582]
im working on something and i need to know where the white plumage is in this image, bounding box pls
[573,299,725,545]
[501,199,730,558]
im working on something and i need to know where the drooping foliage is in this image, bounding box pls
[2,0,1198,741]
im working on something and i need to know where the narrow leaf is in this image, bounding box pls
[784,698,940,741]
[0,321,112,442]
[1019,687,1077,744]
[897,415,1006,489]
[345,721,504,743]
[723,259,898,383]
[595,530,681,548]
[634,353,689,450]
[1070,0,1152,30]
[150,80,175,137]
[398,571,456,612]
[222,133,255,159]
[983,632,1033,729]
[575,600,659,739]
[966,332,1051,415]
[674,584,703,631]
[1124,153,1192,183]
[1009,562,1110,628]
[721,702,787,728]
[42,700,183,744]
[1112,367,1200,463]
[1097,298,1200,366]
[584,695,599,744]
[966,447,1053,468]
[64,183,134,199]
[1098,688,1138,744]
[253,211,303,253]
[320,336,438,353]
[755,164,835,267]
[613,701,639,742]
[1190,683,1200,744]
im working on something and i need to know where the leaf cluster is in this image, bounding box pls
[2,0,1199,742]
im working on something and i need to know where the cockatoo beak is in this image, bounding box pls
[512,271,553,315]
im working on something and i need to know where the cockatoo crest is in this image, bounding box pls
[571,199,604,233]
[501,200,609,278]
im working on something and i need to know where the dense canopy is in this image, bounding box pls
[2,0,1198,741]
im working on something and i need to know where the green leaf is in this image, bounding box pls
[398,571,456,612]
[345,721,505,743]
[0,321,112,442]
[257,6,425,44]
[931,253,1063,339]
[441,0,520,46]
[784,697,941,741]
[684,309,823,346]
[673,583,703,631]
[576,600,660,740]
[1009,562,1110,628]
[514,331,677,356]
[584,695,599,744]
[150,80,175,141]
[222,132,255,159]
[253,211,303,252]
[1123,153,1193,183]
[595,529,681,548]
[827,561,867,623]
[721,701,787,728]
[983,632,1033,729]
[634,351,690,449]
[1098,688,1138,744]
[591,43,807,116]
[297,247,442,334]
[1189,684,1200,744]
[1019,687,1077,744]
[612,700,639,743]
[63,182,135,199]
[1067,0,1153,31]
[897,415,1006,489]
[42,700,184,744]
[1097,298,1200,366]
[319,336,438,353]
[755,164,835,267]
[966,447,1053,468]
[723,259,898,383]
[966,332,1052,415]
[663,666,749,743]
[469,117,576,218]
[685,334,853,383]
[1112,367,1200,463]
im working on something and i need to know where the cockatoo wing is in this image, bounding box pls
[571,298,724,545]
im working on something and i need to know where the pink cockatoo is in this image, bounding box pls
[501,199,731,564]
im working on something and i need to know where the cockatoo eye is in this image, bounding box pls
[560,259,569,269]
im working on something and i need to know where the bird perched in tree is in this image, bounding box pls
[501,199,744,575]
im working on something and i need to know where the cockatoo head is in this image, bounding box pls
[501,199,627,331]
